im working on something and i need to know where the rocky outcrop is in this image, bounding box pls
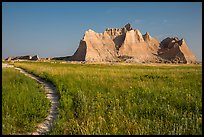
[66,23,197,64]
[31,55,40,60]
[5,56,12,61]
[13,55,32,60]
[5,55,40,61]
[158,37,197,64]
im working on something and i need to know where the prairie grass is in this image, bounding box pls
[13,61,202,135]
[2,68,51,135]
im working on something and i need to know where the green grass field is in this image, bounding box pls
[12,61,202,135]
[2,67,51,135]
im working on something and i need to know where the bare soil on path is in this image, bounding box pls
[2,63,59,135]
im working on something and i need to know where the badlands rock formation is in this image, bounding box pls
[67,23,197,64]
[5,55,40,61]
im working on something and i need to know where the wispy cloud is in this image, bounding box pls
[135,19,143,23]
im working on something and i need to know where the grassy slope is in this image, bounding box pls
[2,68,51,135]
[14,62,202,135]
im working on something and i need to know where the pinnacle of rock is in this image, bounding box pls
[124,23,132,31]
[86,29,95,33]
[143,32,152,41]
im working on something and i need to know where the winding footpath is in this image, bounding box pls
[2,63,59,135]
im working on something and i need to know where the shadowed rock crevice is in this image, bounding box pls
[68,40,87,61]
[113,34,126,51]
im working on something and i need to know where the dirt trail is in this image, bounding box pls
[2,63,59,135]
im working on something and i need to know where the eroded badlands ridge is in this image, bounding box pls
[63,23,197,64]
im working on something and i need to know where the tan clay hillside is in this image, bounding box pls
[65,23,197,64]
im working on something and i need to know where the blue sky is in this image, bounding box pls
[2,2,202,61]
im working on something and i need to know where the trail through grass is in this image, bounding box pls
[2,68,51,135]
[13,62,202,135]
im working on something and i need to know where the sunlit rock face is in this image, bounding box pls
[68,23,197,64]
